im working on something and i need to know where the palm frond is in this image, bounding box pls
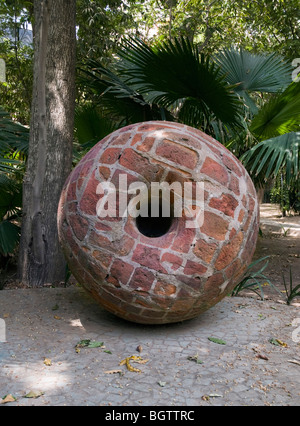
[241,132,300,186]
[250,81,300,140]
[117,37,243,128]
[74,104,117,148]
[79,60,171,125]
[215,48,292,94]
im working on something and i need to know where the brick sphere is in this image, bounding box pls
[58,121,259,324]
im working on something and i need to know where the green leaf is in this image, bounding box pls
[87,341,104,348]
[24,391,44,399]
[215,48,292,94]
[208,337,226,345]
[250,81,300,140]
[242,132,300,186]
[0,220,20,256]
[118,37,242,128]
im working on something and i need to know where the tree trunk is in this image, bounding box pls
[18,0,76,287]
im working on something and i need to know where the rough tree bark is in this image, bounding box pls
[18,0,76,287]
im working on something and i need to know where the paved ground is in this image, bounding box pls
[0,287,299,406]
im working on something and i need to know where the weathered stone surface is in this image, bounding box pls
[58,121,259,324]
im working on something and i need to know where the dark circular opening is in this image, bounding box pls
[136,198,174,239]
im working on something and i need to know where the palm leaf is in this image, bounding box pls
[117,37,242,128]
[79,60,171,125]
[215,48,292,94]
[0,108,29,172]
[241,132,300,186]
[74,104,117,148]
[0,220,20,256]
[250,81,300,140]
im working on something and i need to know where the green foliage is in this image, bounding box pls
[0,1,33,124]
[0,108,28,257]
[250,81,300,140]
[80,37,243,135]
[282,268,300,305]
[215,48,292,94]
[270,174,300,215]
[241,81,300,187]
[231,256,276,300]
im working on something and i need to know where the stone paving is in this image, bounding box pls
[0,287,299,406]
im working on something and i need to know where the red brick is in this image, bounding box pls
[156,140,198,169]
[67,181,77,203]
[161,252,183,271]
[130,133,143,146]
[215,231,244,271]
[193,239,217,263]
[154,281,177,297]
[79,171,100,216]
[209,193,239,218]
[111,133,131,146]
[139,227,176,249]
[200,212,229,241]
[129,267,155,292]
[224,258,242,280]
[204,273,224,298]
[223,154,243,177]
[64,228,80,256]
[109,259,134,285]
[171,227,196,253]
[201,157,229,185]
[92,250,113,269]
[184,260,207,276]
[95,222,112,232]
[100,148,122,164]
[132,244,167,273]
[178,274,203,291]
[137,137,155,152]
[99,166,111,180]
[68,215,89,241]
[238,209,245,223]
[229,174,240,196]
[89,231,135,256]
[119,149,163,182]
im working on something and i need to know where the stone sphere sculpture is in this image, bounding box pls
[58,121,259,324]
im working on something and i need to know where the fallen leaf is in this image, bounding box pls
[24,391,44,399]
[269,338,288,347]
[134,359,149,365]
[105,370,124,376]
[43,358,52,366]
[157,381,166,387]
[201,395,210,401]
[288,359,300,366]
[257,354,269,361]
[208,337,226,345]
[87,341,104,349]
[3,313,10,318]
[54,315,61,320]
[120,356,143,373]
[103,350,112,354]
[1,394,17,404]
[75,340,104,349]
[52,304,59,311]
[187,355,204,365]
[208,393,223,398]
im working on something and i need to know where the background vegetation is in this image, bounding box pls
[0,0,299,270]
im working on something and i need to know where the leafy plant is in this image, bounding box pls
[79,37,243,136]
[231,256,275,300]
[241,81,300,187]
[0,108,28,259]
[282,268,300,305]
